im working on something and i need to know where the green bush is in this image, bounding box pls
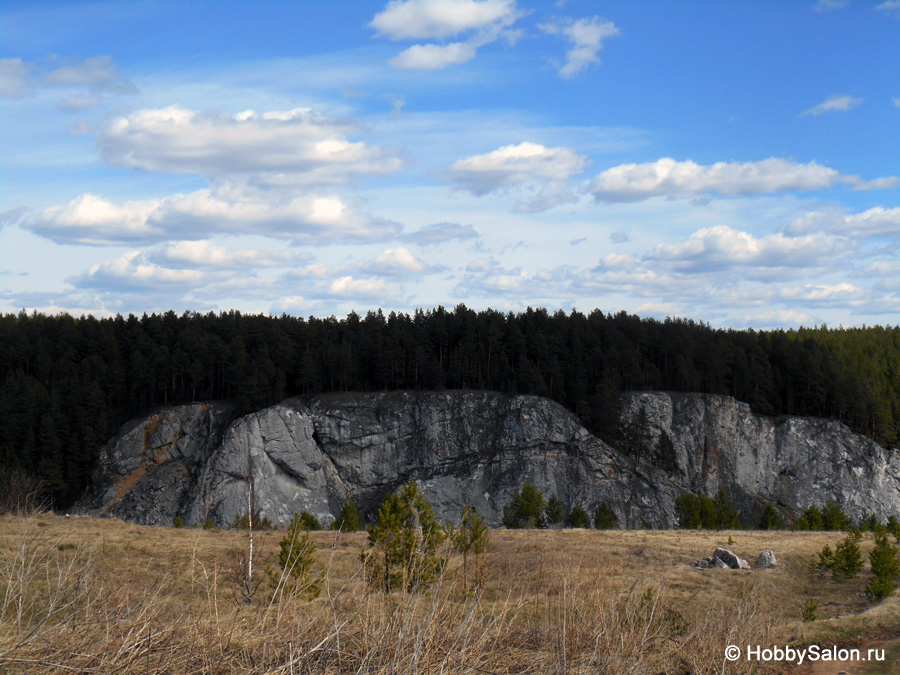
[453,505,490,588]
[331,500,360,531]
[593,501,618,529]
[297,511,322,531]
[802,599,818,622]
[818,531,863,580]
[676,491,740,530]
[758,503,783,530]
[566,505,591,528]
[202,517,216,530]
[866,533,900,601]
[544,496,565,525]
[822,500,851,531]
[502,484,546,529]
[364,481,446,593]
[272,512,321,599]
[173,516,185,528]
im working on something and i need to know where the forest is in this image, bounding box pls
[1,306,898,507]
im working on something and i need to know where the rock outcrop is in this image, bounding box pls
[79,390,900,529]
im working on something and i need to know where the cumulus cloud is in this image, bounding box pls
[801,94,863,117]
[538,16,620,78]
[371,0,517,39]
[359,247,430,276]
[328,276,401,299]
[390,41,480,69]
[71,251,206,292]
[646,225,847,272]
[372,0,522,69]
[787,206,900,239]
[448,142,588,193]
[446,141,587,209]
[17,188,402,246]
[98,106,402,183]
[146,241,312,270]
[586,157,895,202]
[403,222,479,245]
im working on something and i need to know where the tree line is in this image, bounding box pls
[1,307,898,507]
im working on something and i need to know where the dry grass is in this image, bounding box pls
[1,515,899,674]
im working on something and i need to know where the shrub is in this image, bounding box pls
[0,467,47,515]
[803,599,818,622]
[453,505,490,589]
[173,516,185,528]
[364,481,446,593]
[271,511,321,599]
[822,500,851,531]
[866,533,900,601]
[797,505,824,531]
[594,501,618,529]
[502,484,546,529]
[297,511,322,531]
[676,491,740,530]
[859,512,881,533]
[331,500,360,531]
[676,493,701,529]
[202,517,216,530]
[758,503,783,530]
[818,531,863,580]
[544,496,565,525]
[566,505,591,528]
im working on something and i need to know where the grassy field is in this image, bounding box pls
[2,514,899,674]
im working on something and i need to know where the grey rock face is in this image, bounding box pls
[620,392,900,526]
[80,390,900,529]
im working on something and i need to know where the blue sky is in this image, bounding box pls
[1,0,898,328]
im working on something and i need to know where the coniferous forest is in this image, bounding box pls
[1,307,899,508]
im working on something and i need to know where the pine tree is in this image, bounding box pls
[365,481,446,593]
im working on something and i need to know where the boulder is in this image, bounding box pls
[756,550,777,568]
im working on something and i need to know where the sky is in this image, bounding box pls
[1,0,899,329]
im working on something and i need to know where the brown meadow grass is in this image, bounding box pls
[2,514,899,674]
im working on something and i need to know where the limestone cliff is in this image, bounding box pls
[79,390,900,528]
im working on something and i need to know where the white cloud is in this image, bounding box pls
[447,141,588,193]
[893,97,900,108]
[787,206,900,239]
[98,106,402,183]
[876,0,900,17]
[19,188,402,246]
[390,41,480,69]
[539,16,620,79]
[71,251,206,291]
[371,0,518,40]
[329,276,401,299]
[586,157,895,202]
[146,241,311,269]
[372,0,522,70]
[359,247,430,276]
[801,94,863,117]
[0,58,32,97]
[646,225,847,272]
